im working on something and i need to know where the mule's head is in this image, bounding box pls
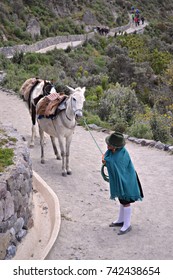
[66,86,86,119]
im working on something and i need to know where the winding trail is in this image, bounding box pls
[36,21,148,54]
[0,90,173,260]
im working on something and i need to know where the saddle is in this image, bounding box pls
[36,92,68,117]
[20,77,42,101]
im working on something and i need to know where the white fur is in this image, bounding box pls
[37,86,86,176]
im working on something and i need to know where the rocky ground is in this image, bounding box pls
[0,89,173,260]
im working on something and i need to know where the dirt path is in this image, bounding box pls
[0,89,173,260]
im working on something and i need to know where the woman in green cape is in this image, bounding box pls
[102,132,144,235]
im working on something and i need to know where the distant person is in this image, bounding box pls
[135,8,140,15]
[141,16,145,25]
[137,16,140,26]
[101,132,144,235]
[134,16,138,27]
[131,13,135,22]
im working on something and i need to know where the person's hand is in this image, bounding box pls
[102,154,106,164]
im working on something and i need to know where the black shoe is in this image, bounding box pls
[109,222,123,227]
[117,226,132,235]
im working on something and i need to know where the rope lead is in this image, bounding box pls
[83,118,103,155]
[83,118,110,182]
[101,164,110,182]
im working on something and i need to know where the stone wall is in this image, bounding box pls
[0,33,95,58]
[0,123,33,259]
[0,21,132,58]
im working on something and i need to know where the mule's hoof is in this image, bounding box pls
[29,143,34,148]
[56,156,61,160]
[62,172,67,177]
[41,159,45,164]
[67,171,72,175]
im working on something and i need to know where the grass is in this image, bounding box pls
[0,148,14,172]
[0,128,16,172]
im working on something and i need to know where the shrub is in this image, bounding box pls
[127,122,153,139]
[79,111,111,130]
[95,85,103,100]
[109,113,128,133]
[149,48,172,74]
[101,75,109,90]
[98,83,140,124]
[12,52,24,64]
[150,111,170,143]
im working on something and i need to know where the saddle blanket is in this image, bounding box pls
[20,78,41,101]
[36,92,67,117]
[46,92,62,101]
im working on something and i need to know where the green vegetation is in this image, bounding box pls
[0,0,127,46]
[0,0,173,144]
[0,129,16,172]
[0,148,14,172]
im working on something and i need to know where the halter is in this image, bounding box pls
[58,93,83,129]
[64,95,83,121]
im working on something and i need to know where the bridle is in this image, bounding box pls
[65,95,83,121]
[58,94,83,129]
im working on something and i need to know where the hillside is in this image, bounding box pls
[1,0,173,46]
[0,0,126,46]
[0,0,173,145]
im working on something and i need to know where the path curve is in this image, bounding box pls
[0,89,173,260]
[36,21,148,54]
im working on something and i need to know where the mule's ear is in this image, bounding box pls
[82,87,86,95]
[66,85,75,93]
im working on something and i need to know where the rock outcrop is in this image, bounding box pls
[26,17,41,39]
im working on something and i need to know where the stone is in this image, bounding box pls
[13,190,23,212]
[0,122,33,258]
[26,17,40,39]
[7,214,17,230]
[0,200,4,222]
[16,229,27,242]
[0,231,11,260]
[168,146,173,152]
[155,141,165,150]
[0,182,7,199]
[149,141,156,147]
[88,123,102,131]
[4,191,14,220]
[13,217,24,234]
[128,137,136,142]
[6,244,16,259]
[82,10,98,25]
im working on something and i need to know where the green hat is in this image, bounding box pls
[105,132,125,148]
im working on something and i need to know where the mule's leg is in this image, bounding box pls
[50,136,61,160]
[66,134,73,175]
[30,104,46,146]
[57,136,67,176]
[30,104,36,147]
[30,125,36,147]
[38,125,45,164]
